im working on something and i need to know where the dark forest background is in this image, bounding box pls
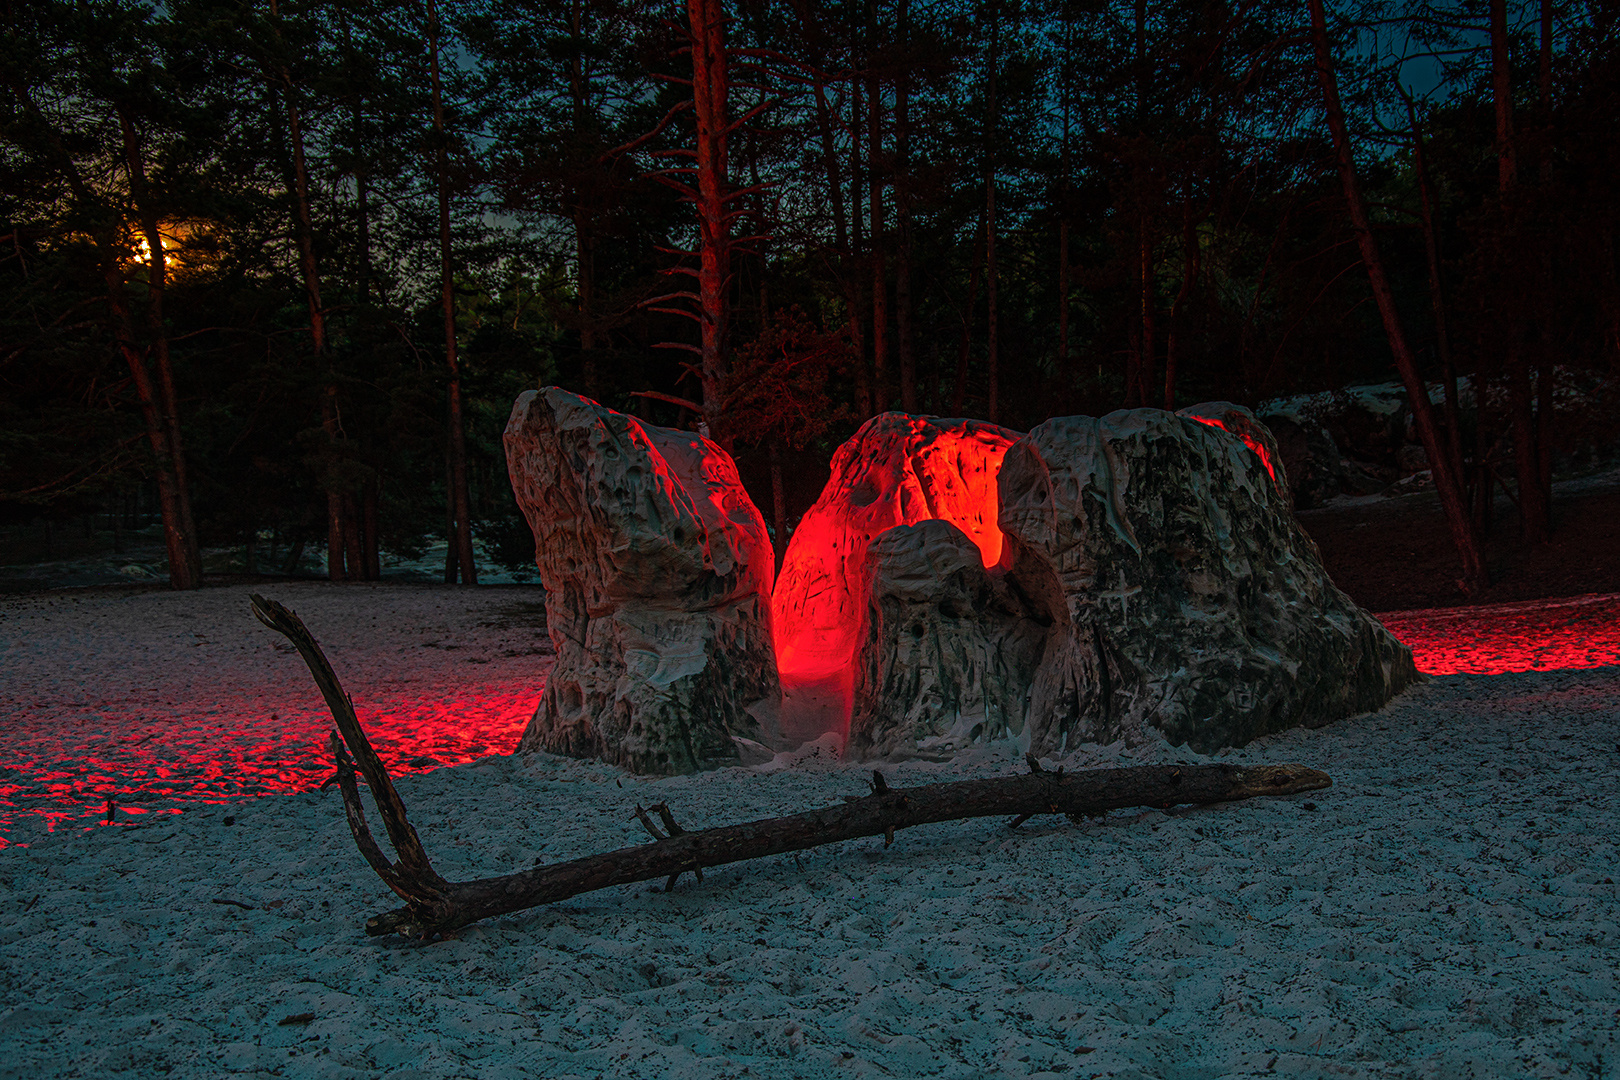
[3,0,1616,589]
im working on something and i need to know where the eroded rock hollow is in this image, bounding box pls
[769,413,1020,745]
[506,391,1416,772]
[504,389,777,772]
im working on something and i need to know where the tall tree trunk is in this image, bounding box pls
[323,388,346,582]
[274,54,325,354]
[427,0,477,585]
[1490,0,1548,543]
[868,57,888,414]
[363,475,381,580]
[1473,397,1493,535]
[849,66,870,417]
[983,7,1000,424]
[1491,0,1517,193]
[1057,214,1070,377]
[103,263,194,590]
[1407,97,1466,500]
[1128,0,1153,408]
[568,0,601,393]
[1056,0,1073,381]
[270,0,349,578]
[338,9,373,307]
[748,126,769,325]
[894,0,916,414]
[1164,198,1198,410]
[1137,214,1155,408]
[1535,0,1555,509]
[812,81,848,256]
[117,108,202,587]
[356,165,373,306]
[686,0,733,436]
[1536,365,1553,504]
[575,210,600,393]
[1308,0,1488,593]
[1506,367,1544,540]
[952,214,985,416]
[812,78,864,416]
[342,492,364,581]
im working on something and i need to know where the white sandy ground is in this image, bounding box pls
[1,585,1618,1079]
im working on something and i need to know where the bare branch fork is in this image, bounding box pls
[249,595,1332,942]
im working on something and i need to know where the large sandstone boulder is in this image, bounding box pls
[504,388,1414,770]
[504,388,777,773]
[846,403,1416,757]
[1002,403,1414,753]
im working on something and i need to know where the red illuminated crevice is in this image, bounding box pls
[770,415,1021,737]
[1185,413,1278,485]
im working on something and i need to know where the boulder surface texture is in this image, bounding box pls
[504,388,777,773]
[849,519,1047,758]
[851,403,1417,756]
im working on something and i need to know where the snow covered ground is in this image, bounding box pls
[1,583,1617,1078]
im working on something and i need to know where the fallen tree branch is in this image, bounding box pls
[250,595,446,910]
[250,594,1332,941]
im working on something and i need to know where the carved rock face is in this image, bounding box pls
[770,413,1021,740]
[504,389,777,773]
[849,520,1046,759]
[994,404,1416,754]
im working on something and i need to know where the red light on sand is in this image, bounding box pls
[0,682,535,848]
[771,416,1019,738]
[1378,593,1620,676]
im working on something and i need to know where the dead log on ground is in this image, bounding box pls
[250,594,1332,940]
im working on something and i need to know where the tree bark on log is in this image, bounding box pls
[250,595,1331,941]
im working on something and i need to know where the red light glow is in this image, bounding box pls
[1377,593,1620,676]
[0,680,534,847]
[1185,413,1278,485]
[771,416,1019,690]
[769,416,1019,742]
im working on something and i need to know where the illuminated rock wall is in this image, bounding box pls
[846,402,1414,756]
[769,413,1020,741]
[504,388,777,773]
